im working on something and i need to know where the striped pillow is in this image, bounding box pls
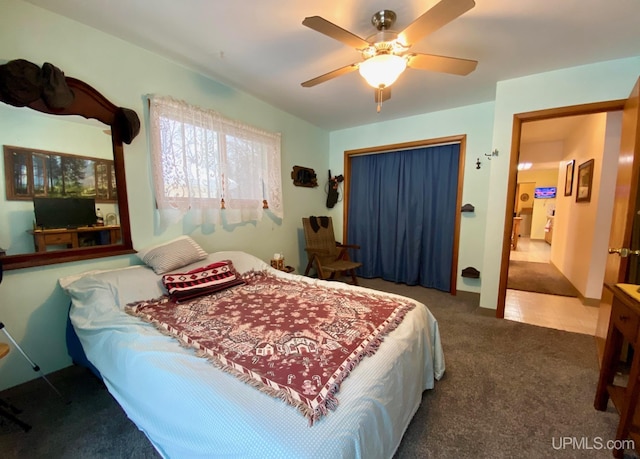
[137,236,207,274]
[162,260,245,302]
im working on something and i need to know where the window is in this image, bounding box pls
[4,145,117,202]
[149,95,282,227]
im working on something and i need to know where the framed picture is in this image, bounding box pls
[564,160,575,196]
[576,159,594,203]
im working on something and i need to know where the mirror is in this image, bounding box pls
[2,113,118,254]
[0,77,134,270]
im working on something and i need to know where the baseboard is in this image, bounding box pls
[579,294,600,307]
[0,364,87,398]
[455,290,480,304]
[549,260,598,305]
[474,306,497,317]
[455,291,493,316]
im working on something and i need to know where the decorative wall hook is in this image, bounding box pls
[484,149,499,160]
[461,267,480,279]
[476,158,481,169]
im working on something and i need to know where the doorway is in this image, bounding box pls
[497,100,627,334]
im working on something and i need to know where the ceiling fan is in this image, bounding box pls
[301,0,478,111]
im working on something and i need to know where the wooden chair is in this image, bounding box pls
[0,342,32,432]
[302,216,362,285]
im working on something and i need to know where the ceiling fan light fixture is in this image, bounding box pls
[358,54,407,89]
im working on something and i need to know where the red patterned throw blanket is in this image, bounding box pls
[126,271,415,424]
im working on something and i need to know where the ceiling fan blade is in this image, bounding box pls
[302,16,370,49]
[301,63,359,87]
[399,0,475,47]
[374,87,391,103]
[408,53,477,75]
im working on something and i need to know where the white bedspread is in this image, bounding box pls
[61,251,445,459]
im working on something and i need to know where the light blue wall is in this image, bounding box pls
[481,57,640,309]
[0,0,329,390]
[329,102,495,294]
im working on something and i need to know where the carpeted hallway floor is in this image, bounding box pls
[0,278,634,458]
[508,260,579,297]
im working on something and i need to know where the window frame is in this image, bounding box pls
[150,97,281,219]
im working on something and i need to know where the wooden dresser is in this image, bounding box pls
[594,283,640,457]
[29,225,121,252]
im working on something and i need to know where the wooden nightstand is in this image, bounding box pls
[270,258,294,273]
[272,265,294,274]
[594,283,640,457]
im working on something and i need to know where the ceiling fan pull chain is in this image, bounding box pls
[377,87,383,113]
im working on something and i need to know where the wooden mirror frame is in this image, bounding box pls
[1,77,135,270]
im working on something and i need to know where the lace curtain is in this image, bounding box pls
[149,95,282,227]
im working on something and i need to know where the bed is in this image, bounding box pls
[60,249,445,459]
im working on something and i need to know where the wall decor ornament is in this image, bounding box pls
[564,159,575,197]
[291,165,318,187]
[484,149,499,160]
[576,158,594,203]
[326,170,344,208]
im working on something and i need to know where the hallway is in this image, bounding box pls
[504,237,598,335]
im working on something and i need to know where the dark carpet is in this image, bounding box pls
[0,278,633,458]
[508,260,579,297]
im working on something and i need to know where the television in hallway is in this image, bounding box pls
[534,187,557,199]
[33,197,97,229]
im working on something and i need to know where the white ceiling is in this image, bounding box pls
[25,0,640,131]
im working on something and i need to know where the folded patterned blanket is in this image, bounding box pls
[126,270,415,424]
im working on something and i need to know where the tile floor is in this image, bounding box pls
[504,237,599,336]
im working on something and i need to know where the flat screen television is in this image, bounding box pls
[534,187,557,199]
[33,197,97,229]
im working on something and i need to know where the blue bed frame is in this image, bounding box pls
[66,303,101,379]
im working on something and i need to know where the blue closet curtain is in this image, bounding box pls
[347,144,460,291]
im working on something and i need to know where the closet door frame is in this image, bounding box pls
[343,135,466,294]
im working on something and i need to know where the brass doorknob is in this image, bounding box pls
[609,248,640,257]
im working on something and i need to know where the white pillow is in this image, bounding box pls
[136,236,207,274]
